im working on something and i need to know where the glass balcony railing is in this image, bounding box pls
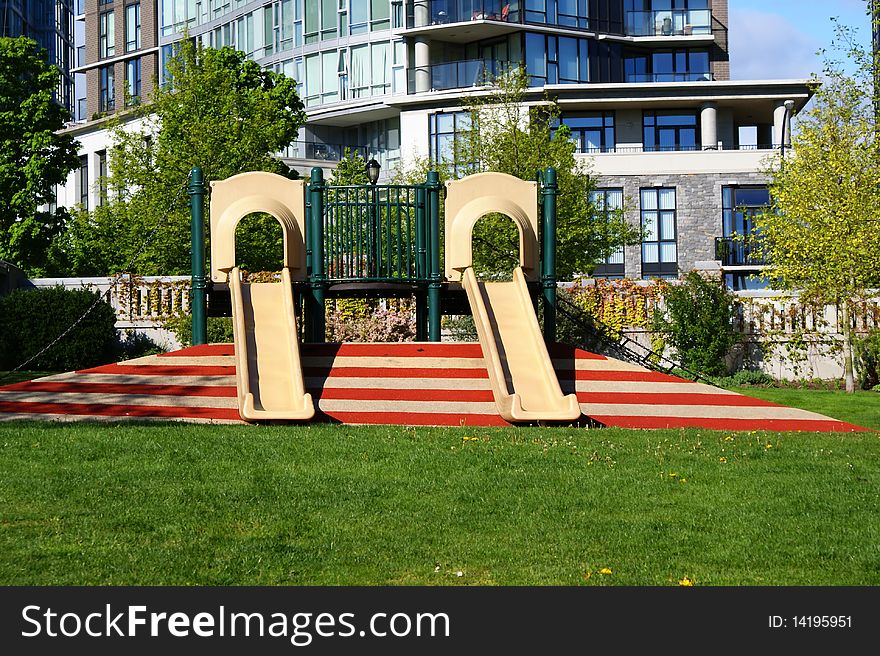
[280,142,370,162]
[625,9,712,37]
[625,72,714,83]
[715,237,767,267]
[408,58,510,93]
[407,1,518,28]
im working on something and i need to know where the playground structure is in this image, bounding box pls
[0,170,869,432]
[204,167,580,423]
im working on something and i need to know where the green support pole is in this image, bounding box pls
[189,166,208,346]
[426,171,442,342]
[309,167,326,342]
[415,185,428,341]
[541,167,557,345]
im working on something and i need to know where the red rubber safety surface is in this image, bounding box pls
[0,343,870,432]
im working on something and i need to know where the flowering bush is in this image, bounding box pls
[325,298,416,342]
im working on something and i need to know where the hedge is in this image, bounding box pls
[0,286,118,371]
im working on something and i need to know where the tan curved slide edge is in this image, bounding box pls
[210,172,307,283]
[447,172,579,422]
[444,172,540,282]
[462,266,581,422]
[229,266,314,421]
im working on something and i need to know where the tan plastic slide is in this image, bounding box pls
[229,266,314,421]
[462,266,581,422]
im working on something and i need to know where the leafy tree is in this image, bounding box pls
[0,37,79,274]
[455,68,640,280]
[755,21,880,392]
[49,41,307,276]
[329,148,370,186]
[651,271,739,377]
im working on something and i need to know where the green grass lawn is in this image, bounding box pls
[731,386,880,431]
[0,371,60,386]
[0,421,877,586]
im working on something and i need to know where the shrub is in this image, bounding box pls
[115,330,166,360]
[713,370,776,388]
[164,315,235,347]
[854,328,880,390]
[0,286,117,371]
[651,271,740,377]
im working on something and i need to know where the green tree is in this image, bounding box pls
[329,148,370,186]
[455,68,640,280]
[0,37,79,274]
[651,271,739,377]
[755,21,880,392]
[50,41,307,276]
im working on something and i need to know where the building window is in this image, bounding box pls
[97,150,108,205]
[625,48,710,83]
[305,0,337,42]
[77,155,89,208]
[641,187,677,278]
[721,186,771,290]
[126,58,141,104]
[99,64,115,112]
[99,11,115,59]
[525,32,589,86]
[590,188,625,278]
[561,112,615,153]
[429,110,475,177]
[125,3,140,52]
[643,110,698,151]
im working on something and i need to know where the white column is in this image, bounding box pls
[414,37,430,93]
[413,0,430,27]
[773,99,794,149]
[700,102,717,150]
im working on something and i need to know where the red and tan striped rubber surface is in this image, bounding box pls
[0,343,868,431]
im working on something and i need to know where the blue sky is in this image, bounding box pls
[729,0,873,79]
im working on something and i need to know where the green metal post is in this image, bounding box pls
[426,171,442,342]
[309,167,326,342]
[541,167,557,345]
[189,167,208,346]
[415,185,428,341]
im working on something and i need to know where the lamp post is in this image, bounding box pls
[366,158,380,277]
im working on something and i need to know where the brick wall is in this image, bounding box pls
[711,0,730,81]
[82,0,158,119]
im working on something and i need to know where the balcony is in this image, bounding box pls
[715,237,768,268]
[625,72,714,83]
[280,141,370,162]
[625,9,712,37]
[407,1,517,28]
[408,58,510,94]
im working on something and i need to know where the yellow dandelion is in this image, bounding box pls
[719,457,727,463]
[599,567,613,575]
[678,576,694,587]
[765,443,773,449]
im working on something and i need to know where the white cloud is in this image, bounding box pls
[728,8,823,80]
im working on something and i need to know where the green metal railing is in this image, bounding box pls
[321,183,428,284]
[305,168,443,341]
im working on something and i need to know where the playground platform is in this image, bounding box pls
[0,343,868,432]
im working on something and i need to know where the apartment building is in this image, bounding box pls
[0,0,76,112]
[57,0,813,287]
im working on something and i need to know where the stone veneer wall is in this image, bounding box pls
[595,170,768,279]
